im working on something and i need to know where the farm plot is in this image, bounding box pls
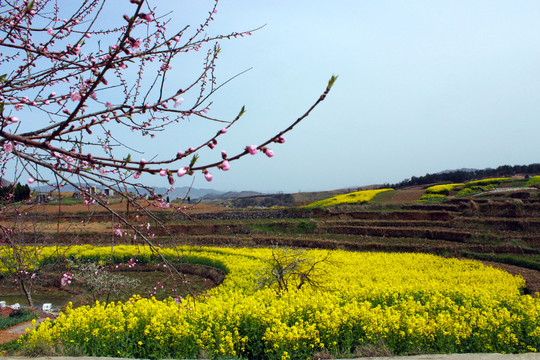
[20,245,540,359]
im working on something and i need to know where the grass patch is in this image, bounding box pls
[246,220,317,235]
[0,336,27,355]
[418,194,447,202]
[369,189,396,204]
[0,308,39,330]
[462,251,540,272]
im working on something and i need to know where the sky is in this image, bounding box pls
[149,0,540,193]
[7,1,540,194]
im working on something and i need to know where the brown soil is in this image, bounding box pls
[0,327,23,344]
[1,202,226,216]
[386,188,425,204]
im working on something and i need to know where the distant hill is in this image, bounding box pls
[0,178,12,187]
[29,183,224,201]
[391,163,540,189]
[201,191,262,200]
[435,168,477,174]
[152,186,224,201]
[22,162,540,205]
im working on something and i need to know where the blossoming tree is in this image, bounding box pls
[0,0,335,304]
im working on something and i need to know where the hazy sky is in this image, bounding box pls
[16,1,540,194]
[158,0,539,193]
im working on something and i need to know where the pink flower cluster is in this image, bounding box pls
[61,273,73,287]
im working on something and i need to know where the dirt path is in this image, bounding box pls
[0,318,51,344]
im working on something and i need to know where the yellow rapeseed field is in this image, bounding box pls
[425,184,464,195]
[465,178,513,187]
[21,245,540,359]
[305,188,393,207]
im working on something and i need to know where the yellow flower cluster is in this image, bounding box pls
[465,178,512,187]
[305,189,393,208]
[425,184,464,195]
[526,176,540,187]
[22,246,540,359]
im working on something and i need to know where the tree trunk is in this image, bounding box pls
[20,280,34,308]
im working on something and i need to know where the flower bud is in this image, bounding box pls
[177,167,187,177]
[246,145,257,155]
[221,160,230,171]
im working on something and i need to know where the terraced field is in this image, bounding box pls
[3,188,540,293]
[2,186,540,358]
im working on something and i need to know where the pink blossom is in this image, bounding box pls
[220,128,227,134]
[204,171,213,182]
[264,148,274,158]
[90,92,98,100]
[177,167,187,177]
[173,97,184,108]
[140,13,153,21]
[3,142,13,153]
[221,160,230,171]
[105,101,113,109]
[159,169,167,176]
[114,228,123,237]
[134,172,141,179]
[221,150,227,159]
[70,91,81,101]
[177,151,183,158]
[247,145,258,155]
[277,136,286,144]
[47,28,54,35]
[28,177,35,184]
[140,158,146,164]
[132,38,142,48]
[10,117,19,123]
